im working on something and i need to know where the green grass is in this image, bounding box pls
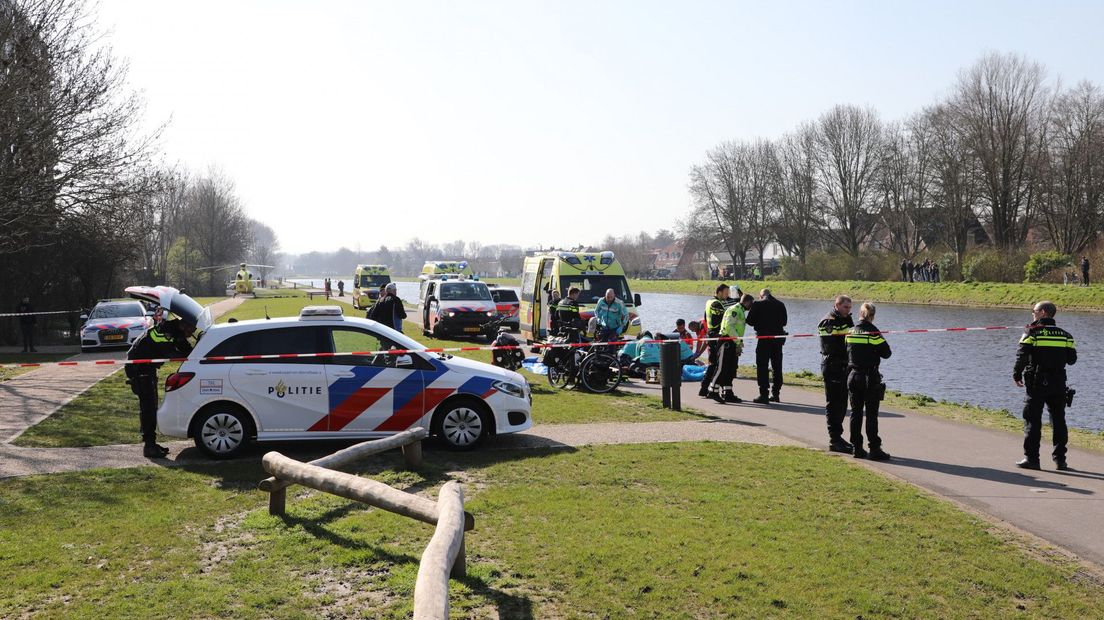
[0,353,72,382]
[629,279,1104,311]
[772,366,1104,454]
[3,443,1102,618]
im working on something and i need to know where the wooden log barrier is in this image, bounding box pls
[261,452,474,531]
[259,427,428,497]
[413,481,467,620]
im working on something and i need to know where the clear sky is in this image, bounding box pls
[97,0,1104,255]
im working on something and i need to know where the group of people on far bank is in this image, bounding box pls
[685,284,1078,470]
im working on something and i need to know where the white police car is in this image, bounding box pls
[157,306,533,458]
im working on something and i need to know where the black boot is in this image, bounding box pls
[852,446,868,459]
[1015,458,1040,470]
[828,438,853,454]
[698,387,709,397]
[710,390,725,404]
[752,393,770,404]
[1054,459,1069,471]
[143,443,167,458]
[769,392,780,403]
[723,390,742,404]
[868,448,891,461]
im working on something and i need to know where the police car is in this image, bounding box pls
[79,299,153,352]
[156,305,533,458]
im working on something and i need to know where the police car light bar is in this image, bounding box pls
[299,306,344,319]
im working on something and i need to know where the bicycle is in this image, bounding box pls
[543,327,623,394]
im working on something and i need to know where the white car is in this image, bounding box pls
[157,306,533,458]
[79,300,153,352]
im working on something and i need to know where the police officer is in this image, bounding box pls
[819,295,855,453]
[709,293,753,404]
[126,311,195,458]
[1013,301,1077,471]
[699,283,730,397]
[845,302,891,460]
[557,287,586,340]
[745,288,788,404]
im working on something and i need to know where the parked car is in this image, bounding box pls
[79,300,153,352]
[489,287,521,331]
[156,305,533,458]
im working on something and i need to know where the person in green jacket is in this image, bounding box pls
[708,293,753,404]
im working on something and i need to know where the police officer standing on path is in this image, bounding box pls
[819,295,854,453]
[699,283,730,397]
[708,293,753,404]
[846,302,892,460]
[1013,301,1077,471]
[127,309,195,458]
[745,288,787,404]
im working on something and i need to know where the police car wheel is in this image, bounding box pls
[193,408,251,459]
[434,400,489,451]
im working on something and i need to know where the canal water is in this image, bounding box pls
[290,278,1103,431]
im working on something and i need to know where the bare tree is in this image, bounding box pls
[950,52,1051,249]
[878,117,931,257]
[1038,80,1104,253]
[925,104,980,271]
[249,219,281,282]
[775,124,822,264]
[187,171,251,294]
[814,105,885,256]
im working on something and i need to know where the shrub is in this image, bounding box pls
[962,250,1029,283]
[1024,251,1072,283]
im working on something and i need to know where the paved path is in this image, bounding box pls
[0,297,245,444]
[0,419,798,479]
[624,375,1104,567]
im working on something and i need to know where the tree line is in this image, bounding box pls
[287,240,526,279]
[0,0,274,341]
[687,52,1104,276]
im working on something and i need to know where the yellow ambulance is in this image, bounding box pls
[519,251,642,343]
[351,264,392,309]
[420,260,475,280]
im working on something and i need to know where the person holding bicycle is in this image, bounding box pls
[557,287,587,342]
[595,288,629,342]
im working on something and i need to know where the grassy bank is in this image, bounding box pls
[767,366,1104,454]
[629,279,1104,311]
[3,442,1102,618]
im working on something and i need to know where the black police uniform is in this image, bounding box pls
[1013,318,1077,466]
[818,309,854,447]
[846,320,891,456]
[746,294,788,400]
[699,296,727,396]
[126,320,193,455]
[548,295,562,336]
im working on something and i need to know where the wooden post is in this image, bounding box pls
[268,487,286,516]
[451,534,466,579]
[402,440,423,469]
[413,482,467,620]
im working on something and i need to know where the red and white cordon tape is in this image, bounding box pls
[0,323,1030,369]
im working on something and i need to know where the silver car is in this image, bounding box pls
[79,300,153,352]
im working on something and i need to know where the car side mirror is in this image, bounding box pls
[634,293,642,307]
[79,314,88,322]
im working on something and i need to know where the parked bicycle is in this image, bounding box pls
[542,327,622,393]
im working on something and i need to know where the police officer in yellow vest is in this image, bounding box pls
[709,293,753,404]
[699,283,731,397]
[818,295,855,453]
[845,302,892,461]
[1013,301,1077,471]
[126,312,195,458]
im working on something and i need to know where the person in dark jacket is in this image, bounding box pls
[846,302,892,460]
[818,295,854,453]
[1081,257,1090,287]
[548,289,562,336]
[17,296,36,353]
[367,283,407,333]
[899,260,908,282]
[1013,301,1077,470]
[699,283,731,397]
[745,288,787,404]
[557,288,587,341]
[126,316,195,457]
